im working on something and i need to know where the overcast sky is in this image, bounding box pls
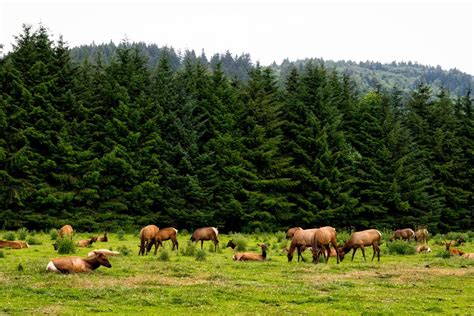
[1,0,473,74]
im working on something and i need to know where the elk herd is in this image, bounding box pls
[0,223,472,274]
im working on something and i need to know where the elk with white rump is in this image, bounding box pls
[390,228,415,242]
[310,226,339,264]
[138,225,160,255]
[46,249,120,274]
[190,227,219,251]
[233,243,268,261]
[286,228,317,262]
[338,229,382,262]
[155,227,179,251]
[414,227,429,244]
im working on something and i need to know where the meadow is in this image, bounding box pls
[0,230,473,315]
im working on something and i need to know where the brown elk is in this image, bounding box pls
[390,228,415,242]
[287,228,318,262]
[46,250,118,274]
[286,227,303,240]
[311,226,339,264]
[226,240,237,250]
[190,227,219,252]
[338,229,382,262]
[97,232,108,242]
[58,225,74,238]
[463,253,474,259]
[233,243,268,261]
[414,227,429,244]
[0,240,29,249]
[445,241,464,256]
[416,244,432,253]
[76,236,98,247]
[138,225,160,255]
[155,227,179,251]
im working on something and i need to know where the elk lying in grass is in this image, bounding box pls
[286,227,303,240]
[155,227,179,251]
[190,227,219,252]
[46,250,119,274]
[415,227,429,244]
[76,236,98,247]
[233,243,268,261]
[338,229,382,262]
[58,225,74,238]
[97,232,108,242]
[390,228,415,242]
[87,249,120,258]
[445,241,464,256]
[463,253,474,259]
[138,225,160,255]
[0,240,29,249]
[287,228,317,262]
[416,244,432,253]
[311,226,339,264]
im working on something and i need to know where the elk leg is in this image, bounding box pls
[325,245,330,263]
[332,241,339,264]
[351,248,358,261]
[360,246,366,261]
[201,240,204,250]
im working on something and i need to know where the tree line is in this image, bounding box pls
[0,25,472,233]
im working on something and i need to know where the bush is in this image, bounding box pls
[117,230,126,241]
[3,232,16,241]
[17,263,24,272]
[158,249,170,261]
[195,249,207,261]
[0,250,5,258]
[275,231,286,243]
[17,228,28,240]
[56,237,76,254]
[26,236,42,245]
[181,242,196,257]
[337,231,351,245]
[117,245,131,256]
[435,249,452,259]
[386,240,416,255]
[49,229,59,241]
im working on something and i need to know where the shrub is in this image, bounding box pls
[195,249,207,261]
[117,245,131,256]
[181,242,196,257]
[445,232,465,241]
[117,230,126,241]
[435,249,452,259]
[3,232,16,241]
[49,229,59,241]
[17,263,24,272]
[56,237,76,254]
[0,250,5,258]
[17,228,28,240]
[275,231,286,243]
[26,236,42,245]
[158,249,170,261]
[337,231,351,245]
[386,240,416,255]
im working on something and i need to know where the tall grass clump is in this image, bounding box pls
[386,240,416,255]
[26,236,42,245]
[275,231,286,243]
[117,229,126,241]
[49,228,59,240]
[3,232,16,241]
[195,249,207,261]
[17,228,28,240]
[158,248,170,261]
[181,242,196,257]
[229,233,248,251]
[435,249,452,259]
[56,237,76,254]
[0,250,5,258]
[117,245,131,256]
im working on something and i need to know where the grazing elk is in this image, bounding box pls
[415,227,429,244]
[338,229,382,262]
[311,226,339,264]
[58,225,74,238]
[138,225,160,255]
[286,227,303,240]
[76,236,98,247]
[190,227,219,252]
[226,240,237,250]
[445,241,464,256]
[390,228,415,242]
[155,227,179,251]
[233,243,268,261]
[416,244,432,253]
[287,228,318,262]
[0,240,29,249]
[97,232,108,242]
[46,250,119,274]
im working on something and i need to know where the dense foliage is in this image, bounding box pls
[1,26,472,233]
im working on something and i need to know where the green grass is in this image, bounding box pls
[0,231,473,314]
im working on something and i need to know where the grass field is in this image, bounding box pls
[1,231,473,315]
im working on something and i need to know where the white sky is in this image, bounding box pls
[1,0,473,74]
